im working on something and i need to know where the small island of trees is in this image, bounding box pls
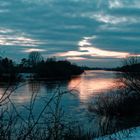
[0,51,84,81]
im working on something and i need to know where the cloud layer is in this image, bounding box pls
[0,0,140,67]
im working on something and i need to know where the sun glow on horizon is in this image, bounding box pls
[55,36,140,60]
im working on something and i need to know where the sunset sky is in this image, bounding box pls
[0,0,140,67]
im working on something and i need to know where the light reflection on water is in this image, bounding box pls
[68,70,119,101]
[0,70,119,104]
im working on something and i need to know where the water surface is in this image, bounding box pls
[1,70,138,139]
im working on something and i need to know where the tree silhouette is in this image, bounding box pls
[28,51,43,67]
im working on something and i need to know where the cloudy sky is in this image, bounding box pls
[0,0,140,67]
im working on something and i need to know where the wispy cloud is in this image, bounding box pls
[55,36,140,59]
[0,9,9,13]
[109,0,140,9]
[0,27,44,46]
[56,50,90,57]
[22,48,46,53]
[0,28,13,33]
[109,0,123,9]
[79,46,130,58]
[92,13,138,25]
[67,57,87,61]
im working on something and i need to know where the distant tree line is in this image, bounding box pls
[115,57,140,72]
[0,51,84,81]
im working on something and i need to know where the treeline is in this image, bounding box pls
[0,57,19,81]
[114,57,140,72]
[0,52,84,81]
[117,63,140,72]
[34,58,84,79]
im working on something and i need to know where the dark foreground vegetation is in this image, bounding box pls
[0,51,84,81]
[90,57,140,115]
[116,56,140,72]
[88,57,140,136]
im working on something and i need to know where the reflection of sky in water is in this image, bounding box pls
[0,70,119,104]
[68,70,119,101]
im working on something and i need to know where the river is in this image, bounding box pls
[0,70,140,139]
